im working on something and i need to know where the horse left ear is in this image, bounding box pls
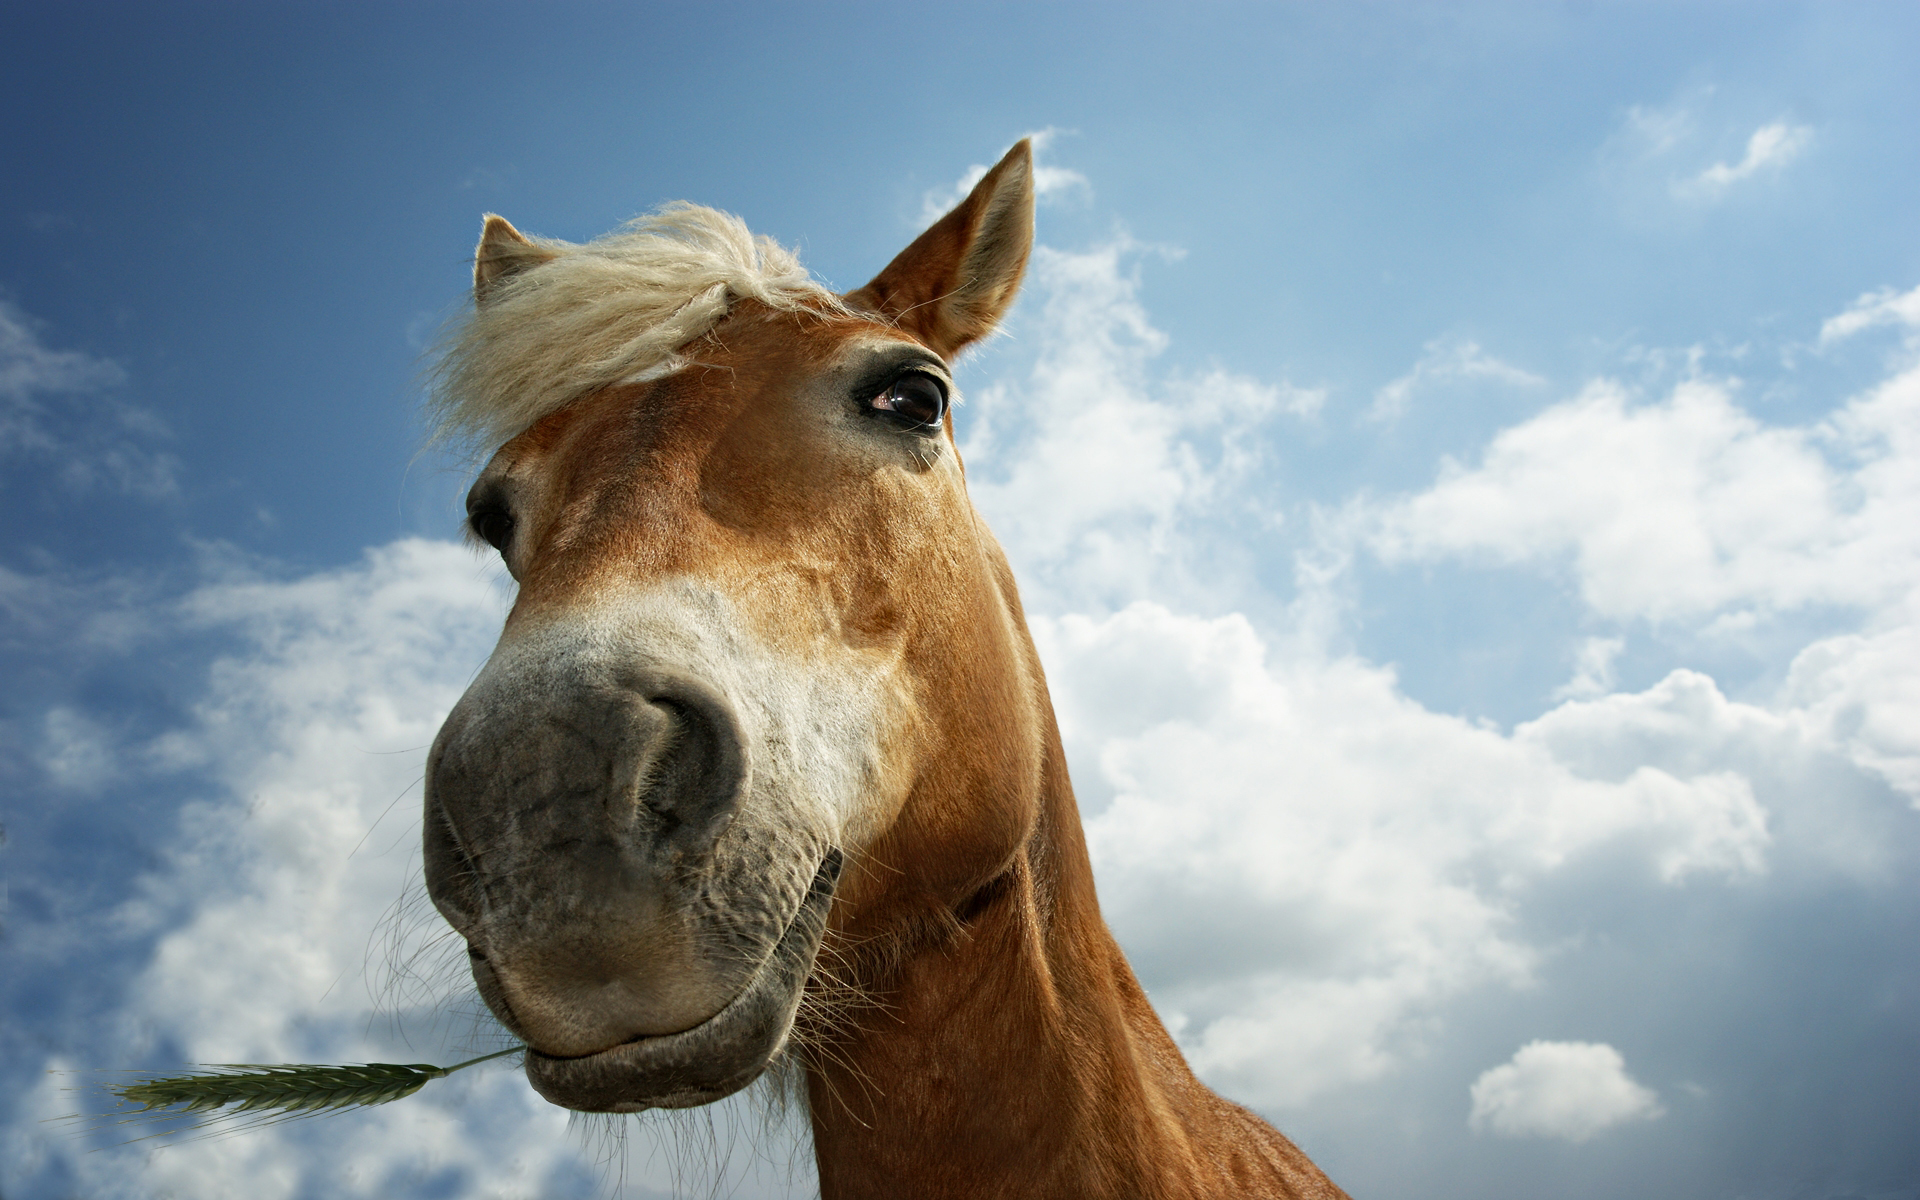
[474,214,561,303]
[847,140,1035,359]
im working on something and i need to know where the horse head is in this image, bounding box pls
[424,143,1044,1112]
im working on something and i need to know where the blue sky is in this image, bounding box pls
[4,4,1918,1198]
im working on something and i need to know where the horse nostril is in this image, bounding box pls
[632,684,748,853]
[422,788,486,934]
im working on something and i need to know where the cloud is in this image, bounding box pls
[1820,282,1920,347]
[1368,370,1919,626]
[954,240,1918,1136]
[0,303,125,405]
[1622,102,1694,157]
[1553,635,1626,701]
[1469,1041,1663,1142]
[0,299,178,497]
[960,237,1321,612]
[1602,99,1813,212]
[1361,300,1920,805]
[0,559,154,653]
[7,533,1788,1188]
[1781,588,1920,800]
[919,127,1090,224]
[36,706,122,791]
[1680,122,1813,199]
[3,542,807,1198]
[1369,338,1543,424]
[1042,603,1772,1108]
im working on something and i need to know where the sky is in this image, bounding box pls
[3,3,1918,1197]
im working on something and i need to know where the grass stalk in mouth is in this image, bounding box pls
[107,1046,524,1121]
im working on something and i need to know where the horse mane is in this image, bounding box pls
[429,202,852,453]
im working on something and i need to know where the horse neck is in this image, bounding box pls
[803,701,1342,1199]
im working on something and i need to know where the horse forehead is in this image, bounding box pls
[503,313,954,600]
[497,312,920,475]
[567,313,929,464]
[580,314,941,508]
[711,308,929,387]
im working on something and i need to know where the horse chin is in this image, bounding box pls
[521,850,841,1113]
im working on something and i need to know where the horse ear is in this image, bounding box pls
[474,214,560,302]
[847,139,1035,359]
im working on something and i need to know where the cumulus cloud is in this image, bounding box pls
[961,237,1319,610]
[1469,1040,1663,1142]
[962,247,1918,1126]
[1368,372,1918,625]
[5,543,807,1199]
[1042,604,1770,1107]
[1362,313,1920,805]
[1780,589,1920,801]
[1368,338,1543,424]
[0,299,178,496]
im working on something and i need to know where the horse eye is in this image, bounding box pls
[869,373,947,429]
[470,508,515,552]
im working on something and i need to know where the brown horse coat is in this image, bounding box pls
[425,141,1349,1199]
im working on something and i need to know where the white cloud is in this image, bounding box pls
[1044,604,1769,1108]
[1681,122,1813,198]
[0,299,178,496]
[1369,338,1544,424]
[1602,99,1813,210]
[961,238,1315,611]
[37,707,121,791]
[1178,366,1326,422]
[1553,635,1626,701]
[126,541,509,1054]
[1781,589,1920,800]
[952,250,1918,1124]
[1369,371,1919,625]
[1364,303,1920,804]
[929,232,1920,1124]
[9,542,803,1198]
[919,127,1090,224]
[1469,1040,1663,1142]
[0,301,125,413]
[1622,102,1694,157]
[1820,282,1920,347]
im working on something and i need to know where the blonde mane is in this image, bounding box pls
[430,202,852,453]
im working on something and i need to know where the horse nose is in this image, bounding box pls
[422,665,751,934]
[423,664,758,1050]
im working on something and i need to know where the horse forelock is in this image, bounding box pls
[429,202,857,455]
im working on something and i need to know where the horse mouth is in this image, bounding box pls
[521,850,842,1112]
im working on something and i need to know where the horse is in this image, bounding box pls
[423,140,1349,1199]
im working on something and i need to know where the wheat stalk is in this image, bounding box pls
[107,1046,523,1121]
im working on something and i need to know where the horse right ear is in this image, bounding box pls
[847,140,1036,360]
[474,214,560,302]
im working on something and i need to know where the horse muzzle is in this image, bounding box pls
[423,627,839,1107]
